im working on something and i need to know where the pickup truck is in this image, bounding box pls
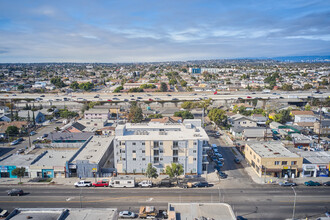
[74,180,92,187]
[92,180,109,187]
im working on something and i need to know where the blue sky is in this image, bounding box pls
[0,0,329,62]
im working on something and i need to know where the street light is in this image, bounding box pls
[291,186,297,220]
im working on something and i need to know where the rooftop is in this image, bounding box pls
[72,136,114,164]
[84,108,109,114]
[49,132,93,141]
[115,120,209,141]
[32,150,76,167]
[0,154,39,166]
[246,142,301,158]
[168,203,235,220]
[296,151,330,164]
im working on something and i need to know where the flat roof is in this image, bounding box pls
[168,203,235,220]
[0,154,39,167]
[84,108,109,114]
[72,136,114,164]
[7,208,117,220]
[33,150,76,167]
[296,151,330,164]
[116,122,209,141]
[246,142,301,158]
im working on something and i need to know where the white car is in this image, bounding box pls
[119,211,136,218]
[138,180,153,187]
[74,180,92,187]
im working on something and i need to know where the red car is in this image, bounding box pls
[107,99,112,102]
[92,180,109,187]
[148,98,153,101]
[246,96,252,99]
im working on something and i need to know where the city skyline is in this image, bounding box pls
[0,0,330,63]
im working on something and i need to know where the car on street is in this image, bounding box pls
[304,180,321,186]
[138,180,153,187]
[166,94,171,96]
[7,189,24,196]
[42,133,48,138]
[92,180,109,187]
[234,158,241,164]
[74,180,92,187]
[16,149,25,154]
[154,98,161,101]
[119,211,136,218]
[246,96,252,99]
[279,181,297,187]
[112,98,120,100]
[29,131,37,136]
[148,98,153,101]
[107,99,112,102]
[124,99,129,102]
[236,216,248,220]
[323,181,330,186]
[218,172,228,179]
[172,98,178,101]
[193,181,212,188]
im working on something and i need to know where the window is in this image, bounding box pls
[160,141,163,145]
[160,150,163,153]
[123,158,126,161]
[275,161,280,165]
[194,142,197,145]
[257,158,259,163]
[160,158,163,160]
[154,141,159,147]
[193,150,196,153]
[142,142,145,145]
[173,141,179,147]
[128,181,131,184]
[291,161,297,165]
[122,150,125,153]
[142,158,145,161]
[132,142,136,145]
[154,150,159,156]
[250,151,252,155]
[173,157,178,163]
[281,161,287,165]
[154,157,159,162]
[142,150,145,153]
[253,155,256,159]
[193,158,196,161]
[133,158,136,161]
[115,181,120,184]
[173,150,178,156]
[132,150,136,153]
[121,142,125,145]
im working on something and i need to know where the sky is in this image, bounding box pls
[0,0,329,63]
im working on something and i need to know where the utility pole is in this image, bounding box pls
[318,104,322,145]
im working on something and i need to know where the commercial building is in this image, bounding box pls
[67,135,114,178]
[0,154,38,178]
[29,150,76,178]
[167,203,235,220]
[244,142,303,178]
[297,151,330,177]
[114,120,209,175]
[314,120,330,135]
[7,208,117,220]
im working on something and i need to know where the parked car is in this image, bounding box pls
[124,99,129,102]
[119,211,136,218]
[304,180,321,186]
[74,180,92,187]
[148,98,153,101]
[156,179,173,187]
[7,189,24,196]
[138,180,153,187]
[29,131,37,136]
[323,181,330,186]
[234,158,241,164]
[10,140,19,146]
[218,172,228,179]
[16,149,25,154]
[92,180,109,187]
[279,181,297,187]
[0,209,8,217]
[237,216,248,220]
[42,133,48,138]
[193,181,212,188]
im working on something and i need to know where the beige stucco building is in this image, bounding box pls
[244,142,303,178]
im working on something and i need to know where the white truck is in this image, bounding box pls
[109,176,135,188]
[74,180,92,187]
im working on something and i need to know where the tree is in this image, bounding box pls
[180,80,187,87]
[113,86,123,93]
[11,167,26,183]
[6,126,19,136]
[148,114,163,119]
[160,82,168,92]
[303,84,313,90]
[79,82,94,91]
[169,79,177,86]
[32,111,36,126]
[128,102,143,123]
[208,108,228,127]
[305,104,311,111]
[51,77,66,88]
[282,84,293,91]
[145,163,158,179]
[174,111,194,119]
[70,81,79,90]
[165,163,184,183]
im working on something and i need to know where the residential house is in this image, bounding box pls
[228,114,257,128]
[0,106,9,115]
[18,110,46,124]
[250,114,267,126]
[314,120,330,135]
[84,108,110,120]
[291,133,311,148]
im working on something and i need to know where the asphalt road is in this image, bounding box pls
[0,185,329,220]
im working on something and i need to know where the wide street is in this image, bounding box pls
[0,185,329,220]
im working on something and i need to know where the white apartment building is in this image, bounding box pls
[114,120,209,175]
